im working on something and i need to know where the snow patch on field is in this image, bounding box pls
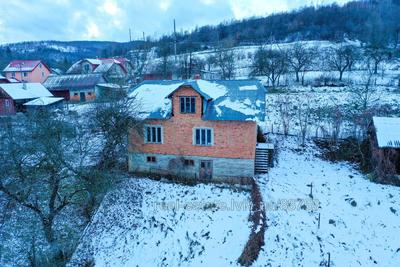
[69,178,251,267]
[256,138,400,266]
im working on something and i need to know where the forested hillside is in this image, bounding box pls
[1,0,399,71]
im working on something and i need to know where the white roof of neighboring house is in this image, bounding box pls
[0,83,53,100]
[24,96,64,106]
[373,117,400,148]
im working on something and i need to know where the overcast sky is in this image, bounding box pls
[0,0,350,44]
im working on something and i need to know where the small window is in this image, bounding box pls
[74,93,78,96]
[23,72,28,77]
[194,128,213,146]
[11,72,15,78]
[180,96,196,113]
[42,72,44,77]
[184,159,194,166]
[39,63,42,68]
[88,92,92,96]
[147,156,156,163]
[5,99,11,108]
[145,125,163,144]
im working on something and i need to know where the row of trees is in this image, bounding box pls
[250,42,395,87]
[0,90,141,265]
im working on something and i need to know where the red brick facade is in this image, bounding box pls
[129,86,257,160]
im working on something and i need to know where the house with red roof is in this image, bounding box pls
[2,60,51,83]
[66,57,132,84]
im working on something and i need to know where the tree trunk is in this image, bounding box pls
[339,70,343,81]
[374,61,378,75]
[42,216,55,244]
[295,71,300,83]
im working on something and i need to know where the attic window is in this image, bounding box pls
[180,96,196,113]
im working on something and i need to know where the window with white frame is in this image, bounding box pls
[5,99,11,108]
[180,96,196,113]
[145,125,163,144]
[193,128,213,146]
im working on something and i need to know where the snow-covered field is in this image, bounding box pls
[69,178,252,267]
[256,138,400,266]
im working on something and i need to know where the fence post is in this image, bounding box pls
[318,213,321,229]
[327,252,331,267]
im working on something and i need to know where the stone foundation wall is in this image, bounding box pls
[129,152,255,183]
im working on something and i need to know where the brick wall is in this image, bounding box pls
[129,86,257,160]
[69,90,96,102]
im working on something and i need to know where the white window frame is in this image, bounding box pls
[144,125,163,144]
[180,96,196,113]
[193,127,214,146]
[5,99,11,108]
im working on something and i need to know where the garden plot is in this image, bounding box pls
[69,178,251,267]
[256,138,400,266]
[264,86,400,138]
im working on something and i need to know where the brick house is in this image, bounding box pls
[43,74,105,102]
[128,79,266,182]
[3,60,51,83]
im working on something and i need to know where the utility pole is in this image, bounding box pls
[143,32,145,42]
[129,28,132,42]
[173,19,177,62]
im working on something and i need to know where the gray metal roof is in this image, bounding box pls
[129,79,266,122]
[44,74,105,91]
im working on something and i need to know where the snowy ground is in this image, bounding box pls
[256,137,400,266]
[69,178,252,267]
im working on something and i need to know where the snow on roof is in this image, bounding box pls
[373,117,400,148]
[129,79,266,122]
[44,74,104,91]
[0,83,53,100]
[3,60,43,72]
[24,96,64,106]
[86,59,102,65]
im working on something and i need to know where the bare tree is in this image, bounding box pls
[251,46,288,88]
[296,96,312,146]
[348,68,380,139]
[364,47,389,75]
[325,44,359,81]
[275,94,293,136]
[287,43,315,85]
[127,47,151,84]
[0,112,89,249]
[213,44,236,80]
[90,88,142,170]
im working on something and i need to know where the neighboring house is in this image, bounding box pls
[43,74,105,102]
[128,79,266,182]
[95,83,128,100]
[24,96,64,112]
[66,58,132,83]
[370,117,400,180]
[0,83,53,115]
[2,60,51,83]
[0,75,10,84]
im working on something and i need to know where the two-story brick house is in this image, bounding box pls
[128,79,266,182]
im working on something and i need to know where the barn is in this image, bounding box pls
[0,83,53,115]
[370,116,400,184]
